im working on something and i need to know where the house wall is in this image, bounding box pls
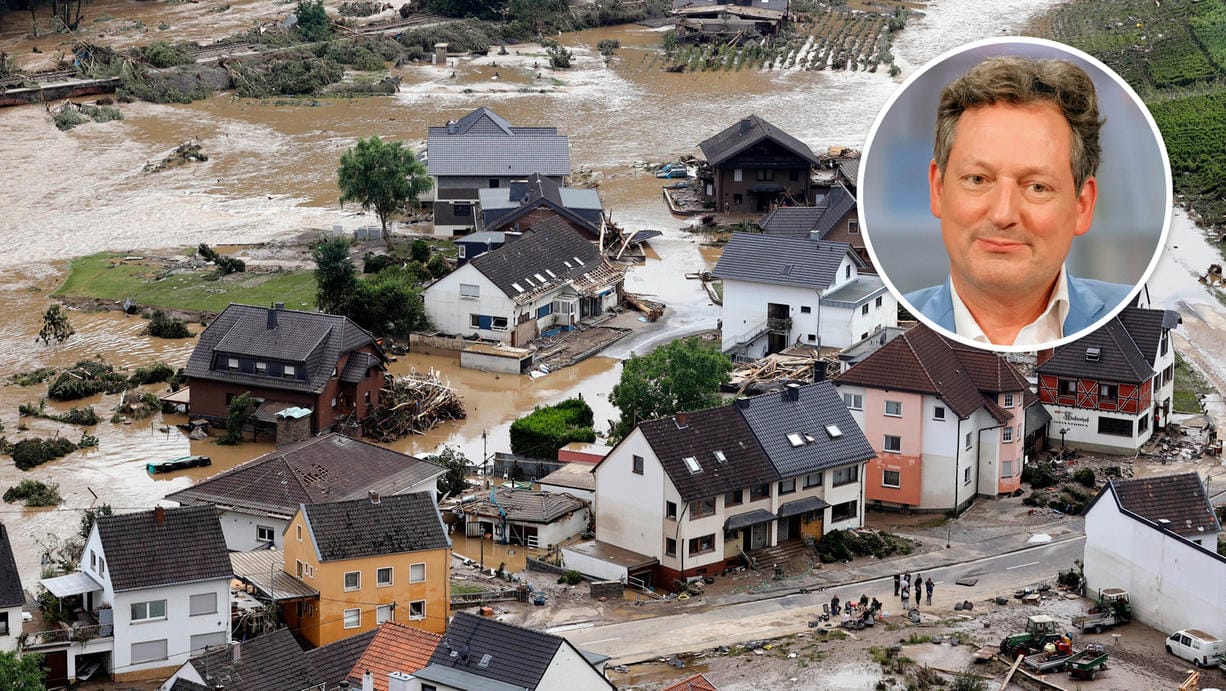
[858,389,924,507]
[719,280,817,354]
[187,380,318,430]
[824,462,867,532]
[996,394,1026,495]
[434,175,565,235]
[424,265,516,344]
[816,210,868,266]
[109,579,231,680]
[560,548,629,582]
[218,510,289,552]
[1085,497,1226,638]
[537,642,612,690]
[1039,374,1154,453]
[592,430,665,566]
[522,507,590,548]
[0,604,21,653]
[833,290,895,348]
[712,155,811,214]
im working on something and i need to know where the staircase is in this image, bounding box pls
[745,539,814,571]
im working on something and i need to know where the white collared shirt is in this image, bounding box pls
[950,266,1070,346]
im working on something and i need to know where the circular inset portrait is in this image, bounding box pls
[859,37,1171,352]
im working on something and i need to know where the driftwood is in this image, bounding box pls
[362,368,466,441]
[624,293,664,321]
[728,352,820,395]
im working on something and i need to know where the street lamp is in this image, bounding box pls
[482,430,489,487]
[1059,428,1068,450]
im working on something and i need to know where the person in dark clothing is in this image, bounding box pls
[831,595,841,616]
[926,577,935,606]
[859,593,869,611]
[894,573,901,596]
[870,597,881,614]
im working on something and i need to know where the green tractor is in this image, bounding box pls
[1000,615,1066,658]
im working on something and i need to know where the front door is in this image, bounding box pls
[750,522,769,549]
[777,518,790,542]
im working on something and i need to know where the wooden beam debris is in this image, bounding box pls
[363,368,465,441]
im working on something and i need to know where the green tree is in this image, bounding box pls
[609,336,732,440]
[296,0,332,42]
[424,0,503,20]
[37,304,74,345]
[337,136,432,250]
[346,268,430,337]
[312,236,360,314]
[219,392,254,445]
[429,445,470,498]
[0,650,45,689]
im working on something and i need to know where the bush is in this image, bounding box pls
[128,362,175,386]
[296,0,332,42]
[1022,460,1060,489]
[48,359,129,401]
[398,20,491,55]
[547,43,573,69]
[10,437,79,470]
[1073,467,1096,488]
[4,479,62,506]
[410,239,431,263]
[426,253,450,279]
[597,39,620,56]
[145,310,192,338]
[815,529,914,564]
[1022,492,1048,507]
[140,41,192,68]
[197,243,246,275]
[509,398,595,458]
[562,569,583,585]
[363,252,400,274]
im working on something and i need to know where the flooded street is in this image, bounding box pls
[0,0,1221,592]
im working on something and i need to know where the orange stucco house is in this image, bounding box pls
[282,493,451,647]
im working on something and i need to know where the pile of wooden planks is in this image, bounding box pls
[363,368,466,441]
[728,353,820,395]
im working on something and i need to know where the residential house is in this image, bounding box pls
[159,626,375,691]
[166,434,444,551]
[346,621,442,691]
[672,1,789,42]
[558,441,613,465]
[477,174,605,244]
[538,463,596,504]
[0,523,22,653]
[423,222,625,346]
[758,185,871,270]
[282,493,451,647]
[581,381,874,589]
[34,505,231,683]
[1037,307,1181,454]
[1083,473,1225,637]
[426,107,570,236]
[457,488,590,549]
[184,303,387,438]
[408,610,614,690]
[835,324,1031,512]
[713,232,895,358]
[699,115,818,213]
[454,231,506,266]
[663,673,720,691]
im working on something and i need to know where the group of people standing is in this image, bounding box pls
[894,572,935,610]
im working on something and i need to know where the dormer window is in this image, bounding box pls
[227,357,239,371]
[255,362,267,374]
[283,364,296,379]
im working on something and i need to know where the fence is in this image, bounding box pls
[450,587,524,608]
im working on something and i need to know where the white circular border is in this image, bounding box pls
[857,36,1174,354]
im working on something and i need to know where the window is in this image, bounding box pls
[283,364,296,379]
[778,478,796,495]
[1139,414,1150,433]
[296,560,305,577]
[1001,460,1013,478]
[808,334,817,342]
[787,433,806,447]
[376,604,394,624]
[964,466,972,485]
[410,563,426,583]
[1003,393,1015,408]
[884,400,902,417]
[733,193,743,205]
[843,393,863,410]
[964,431,973,450]
[1060,379,1077,396]
[933,406,946,421]
[491,316,508,330]
[190,631,227,655]
[733,168,743,182]
[343,608,361,629]
[688,534,715,555]
[454,203,472,217]
[459,283,480,299]
[99,557,105,577]
[255,361,267,374]
[189,592,217,616]
[861,304,869,316]
[875,295,882,308]
[800,305,812,314]
[489,178,500,188]
[804,472,823,488]
[690,497,715,518]
[344,571,361,591]
[131,600,167,622]
[632,455,644,475]
[1098,416,1133,437]
[725,490,742,507]
[666,501,678,519]
[832,466,858,487]
[331,397,338,409]
[750,484,770,501]
[1099,384,1118,401]
[377,567,393,587]
[830,500,857,522]
[1002,426,1014,443]
[409,600,426,620]
[90,550,96,570]
[457,245,466,259]
[257,525,275,544]
[848,219,859,234]
[883,435,901,453]
[882,470,901,488]
[665,538,677,557]
[225,357,239,371]
[131,639,168,664]
[296,525,303,542]
[755,169,775,181]
[536,303,553,319]
[845,265,851,279]
[683,456,701,473]
[0,612,8,637]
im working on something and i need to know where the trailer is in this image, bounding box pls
[1023,650,1075,673]
[1066,647,1110,680]
[1073,588,1131,633]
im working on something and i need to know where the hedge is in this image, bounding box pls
[509,398,595,459]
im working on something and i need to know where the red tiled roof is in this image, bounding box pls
[663,672,720,691]
[348,622,442,691]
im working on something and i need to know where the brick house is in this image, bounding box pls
[476,173,605,244]
[758,185,871,271]
[699,115,819,213]
[184,303,387,438]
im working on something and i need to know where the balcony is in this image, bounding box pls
[766,317,792,333]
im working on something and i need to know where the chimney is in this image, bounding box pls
[735,397,751,409]
[675,412,688,428]
[362,670,374,691]
[739,117,752,134]
[1035,348,1054,367]
[154,505,166,525]
[267,303,281,330]
[446,119,457,135]
[369,491,381,505]
[231,640,241,663]
[388,672,413,691]
[785,382,801,401]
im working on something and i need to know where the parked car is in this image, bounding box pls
[1166,628,1226,667]
[655,163,690,178]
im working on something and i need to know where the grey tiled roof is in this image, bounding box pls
[304,492,449,562]
[427,610,614,689]
[482,173,602,234]
[638,405,779,502]
[735,381,876,478]
[1118,307,1181,367]
[811,185,856,239]
[470,222,604,298]
[188,627,325,691]
[837,159,860,188]
[304,628,378,687]
[184,303,383,394]
[822,275,885,306]
[712,233,857,290]
[97,505,231,592]
[467,489,588,524]
[1089,472,1220,539]
[340,351,380,384]
[166,434,444,517]
[758,206,823,238]
[1037,317,1153,383]
[0,523,23,608]
[699,114,818,167]
[427,108,570,177]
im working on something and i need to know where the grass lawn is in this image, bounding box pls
[52,253,317,314]
[450,580,490,596]
[1173,352,1213,414]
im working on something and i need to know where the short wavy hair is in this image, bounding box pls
[933,56,1103,192]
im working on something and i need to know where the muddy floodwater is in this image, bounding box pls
[2,0,1223,592]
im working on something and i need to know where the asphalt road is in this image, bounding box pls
[559,537,1085,665]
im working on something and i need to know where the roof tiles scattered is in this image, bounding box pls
[304,492,449,562]
[97,505,231,592]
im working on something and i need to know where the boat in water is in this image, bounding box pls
[146,455,212,474]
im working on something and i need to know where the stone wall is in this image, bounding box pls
[589,580,623,600]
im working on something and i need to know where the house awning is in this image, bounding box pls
[750,183,785,193]
[40,572,104,598]
[724,509,777,531]
[778,496,830,518]
[230,550,318,602]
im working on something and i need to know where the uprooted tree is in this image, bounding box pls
[337,135,432,250]
[37,304,74,346]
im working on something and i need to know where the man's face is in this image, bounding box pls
[929,101,1097,303]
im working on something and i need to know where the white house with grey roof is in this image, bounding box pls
[426,107,571,237]
[0,523,23,654]
[714,232,895,359]
[423,222,624,347]
[581,381,874,590]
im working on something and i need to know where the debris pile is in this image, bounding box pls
[624,293,664,321]
[144,140,208,173]
[727,351,821,395]
[363,368,466,441]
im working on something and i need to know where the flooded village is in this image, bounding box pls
[1,0,1226,689]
